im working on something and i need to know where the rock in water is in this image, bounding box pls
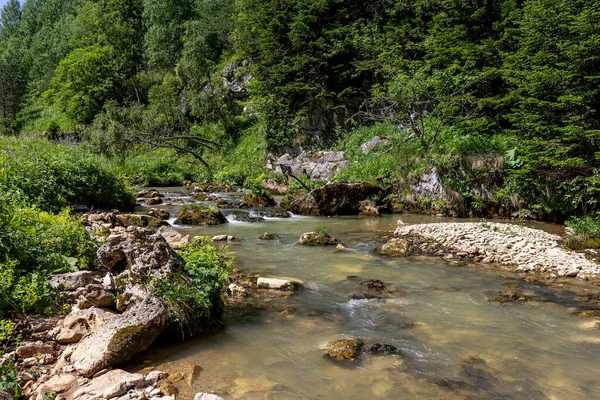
[298,231,340,246]
[257,277,303,290]
[195,393,224,400]
[324,339,364,362]
[368,343,400,355]
[175,207,228,225]
[376,238,411,257]
[239,191,276,208]
[286,182,389,216]
[70,297,168,377]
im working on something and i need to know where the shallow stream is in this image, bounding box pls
[131,188,600,399]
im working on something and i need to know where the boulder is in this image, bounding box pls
[286,182,389,216]
[323,339,364,362]
[116,214,169,228]
[368,343,400,355]
[255,208,290,218]
[175,206,228,226]
[97,230,184,275]
[263,179,287,195]
[137,189,162,198]
[239,192,276,208]
[298,232,340,246]
[35,374,79,397]
[359,204,380,217]
[212,235,235,242]
[71,369,146,400]
[16,341,55,359]
[49,271,96,291]
[257,277,303,291]
[148,208,170,220]
[195,394,224,400]
[258,232,279,240]
[157,226,194,248]
[50,308,116,344]
[361,136,391,154]
[146,197,163,206]
[227,210,265,223]
[76,284,115,309]
[376,238,411,257]
[274,151,348,181]
[70,298,168,377]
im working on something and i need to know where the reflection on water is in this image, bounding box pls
[132,189,599,399]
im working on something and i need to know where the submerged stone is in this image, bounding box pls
[368,343,400,355]
[376,238,411,257]
[257,277,304,290]
[324,338,364,362]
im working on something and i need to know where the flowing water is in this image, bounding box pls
[131,188,600,399]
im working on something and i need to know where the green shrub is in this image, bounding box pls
[1,137,135,212]
[0,193,96,317]
[151,237,231,335]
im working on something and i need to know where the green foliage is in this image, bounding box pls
[566,216,600,237]
[1,136,135,212]
[0,358,22,397]
[0,197,96,316]
[0,319,16,343]
[151,237,231,334]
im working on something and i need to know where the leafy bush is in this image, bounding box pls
[1,137,135,212]
[0,193,96,316]
[151,237,231,335]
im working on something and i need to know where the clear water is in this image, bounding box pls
[132,189,600,400]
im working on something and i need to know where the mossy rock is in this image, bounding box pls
[148,208,170,220]
[298,232,340,246]
[175,206,228,225]
[239,192,276,208]
[259,232,279,240]
[116,214,169,228]
[375,238,411,257]
[324,338,364,362]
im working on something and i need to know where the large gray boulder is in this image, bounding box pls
[274,151,348,181]
[97,230,184,274]
[70,298,168,377]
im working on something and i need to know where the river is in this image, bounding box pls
[130,187,600,399]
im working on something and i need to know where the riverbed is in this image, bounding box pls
[131,188,600,399]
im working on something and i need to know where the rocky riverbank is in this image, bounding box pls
[383,222,600,280]
[0,213,228,400]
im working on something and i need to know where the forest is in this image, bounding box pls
[0,0,597,221]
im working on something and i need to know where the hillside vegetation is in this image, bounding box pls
[0,0,598,221]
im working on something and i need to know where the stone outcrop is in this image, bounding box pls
[227,210,265,223]
[270,151,349,181]
[157,226,194,248]
[97,229,184,275]
[285,182,389,216]
[70,298,168,377]
[48,308,116,344]
[393,222,600,279]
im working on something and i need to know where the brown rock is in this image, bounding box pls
[376,238,411,257]
[16,342,55,359]
[324,339,364,362]
[70,298,168,377]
